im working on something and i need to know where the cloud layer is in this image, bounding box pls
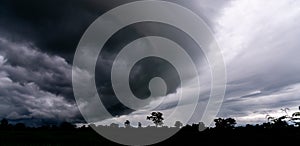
[96,0,300,126]
[214,0,300,124]
[0,0,300,127]
[0,38,80,126]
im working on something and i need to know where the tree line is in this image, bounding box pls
[1,107,300,131]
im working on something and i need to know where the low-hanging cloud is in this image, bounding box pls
[0,38,81,126]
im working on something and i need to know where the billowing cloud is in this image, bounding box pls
[0,0,300,127]
[0,38,81,126]
[98,0,300,126]
[0,38,73,101]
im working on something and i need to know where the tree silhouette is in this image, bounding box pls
[266,107,298,128]
[88,123,96,129]
[174,121,183,128]
[124,120,130,128]
[110,123,119,128]
[266,114,275,123]
[147,112,164,127]
[290,106,300,126]
[60,122,75,130]
[281,108,290,115]
[214,118,236,129]
[15,123,26,130]
[198,122,206,131]
[271,116,289,128]
[1,118,8,127]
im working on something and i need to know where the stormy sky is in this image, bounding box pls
[0,0,300,127]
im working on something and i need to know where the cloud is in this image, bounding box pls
[0,0,140,62]
[1,0,299,127]
[214,0,300,124]
[0,0,225,126]
[0,38,73,101]
[0,38,81,126]
[99,0,300,126]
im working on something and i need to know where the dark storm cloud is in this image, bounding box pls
[0,0,161,124]
[94,0,300,126]
[94,21,208,117]
[0,40,81,126]
[0,0,211,125]
[0,0,139,62]
[1,0,265,126]
[0,39,73,102]
[0,0,225,62]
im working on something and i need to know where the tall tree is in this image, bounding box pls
[147,112,164,127]
[291,106,300,126]
[174,121,183,128]
[214,118,236,129]
[124,120,131,128]
[1,118,8,127]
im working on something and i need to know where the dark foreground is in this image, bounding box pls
[1,126,300,145]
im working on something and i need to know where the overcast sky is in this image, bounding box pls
[0,0,300,127]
